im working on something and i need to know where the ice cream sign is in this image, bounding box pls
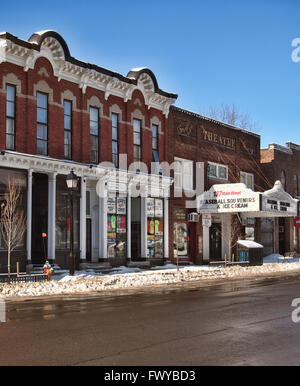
[197,183,260,213]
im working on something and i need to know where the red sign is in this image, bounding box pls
[294,218,300,228]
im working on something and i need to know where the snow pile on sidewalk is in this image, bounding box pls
[1,261,300,298]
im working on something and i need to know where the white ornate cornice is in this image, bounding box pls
[0,32,177,116]
[0,151,172,197]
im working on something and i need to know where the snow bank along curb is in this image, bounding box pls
[1,261,300,298]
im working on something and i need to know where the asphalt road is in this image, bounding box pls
[1,274,300,366]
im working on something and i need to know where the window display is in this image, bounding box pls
[107,195,127,258]
[147,198,164,259]
[174,222,188,256]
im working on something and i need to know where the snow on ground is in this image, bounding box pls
[1,257,300,299]
[263,253,300,264]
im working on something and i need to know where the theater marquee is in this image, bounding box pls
[197,181,298,218]
[197,183,260,213]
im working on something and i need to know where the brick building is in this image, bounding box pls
[167,106,264,264]
[0,30,177,272]
[261,143,300,256]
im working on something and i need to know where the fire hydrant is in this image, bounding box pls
[43,261,52,281]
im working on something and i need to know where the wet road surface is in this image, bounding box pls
[1,274,300,365]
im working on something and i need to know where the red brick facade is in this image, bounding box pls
[0,30,177,272]
[168,106,262,263]
[0,29,298,272]
[0,57,169,170]
[261,143,300,255]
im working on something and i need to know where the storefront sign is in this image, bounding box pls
[261,197,297,215]
[261,181,298,217]
[174,208,187,221]
[202,214,212,227]
[197,183,260,213]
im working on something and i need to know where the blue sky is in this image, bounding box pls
[1,0,299,148]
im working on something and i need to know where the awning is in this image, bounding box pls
[197,181,298,218]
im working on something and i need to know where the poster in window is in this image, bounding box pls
[147,219,155,235]
[117,197,126,214]
[174,223,188,256]
[148,246,155,258]
[154,236,163,258]
[147,235,155,248]
[155,219,163,235]
[116,234,126,257]
[155,199,163,218]
[107,215,117,232]
[117,215,126,233]
[147,198,155,217]
[107,235,116,258]
[107,196,116,214]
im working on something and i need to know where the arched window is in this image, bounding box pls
[280,170,286,190]
[294,174,298,197]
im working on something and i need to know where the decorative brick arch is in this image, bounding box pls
[33,80,54,103]
[61,90,77,110]
[1,73,22,94]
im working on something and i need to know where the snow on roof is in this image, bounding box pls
[237,240,263,248]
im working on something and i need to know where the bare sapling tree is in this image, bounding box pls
[201,103,261,133]
[0,178,27,281]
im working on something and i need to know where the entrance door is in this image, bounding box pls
[86,218,92,262]
[279,218,285,256]
[131,197,141,259]
[31,173,48,264]
[210,223,222,261]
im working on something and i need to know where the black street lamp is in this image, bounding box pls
[66,170,79,276]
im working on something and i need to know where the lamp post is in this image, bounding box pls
[66,170,79,276]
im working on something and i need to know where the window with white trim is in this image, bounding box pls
[112,113,119,168]
[133,118,142,163]
[174,158,193,190]
[37,92,48,156]
[90,106,99,164]
[152,124,162,175]
[240,171,254,190]
[207,162,228,180]
[64,100,72,159]
[6,84,16,151]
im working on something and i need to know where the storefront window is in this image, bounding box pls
[147,198,164,259]
[107,195,127,258]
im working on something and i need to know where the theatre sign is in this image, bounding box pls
[197,183,260,213]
